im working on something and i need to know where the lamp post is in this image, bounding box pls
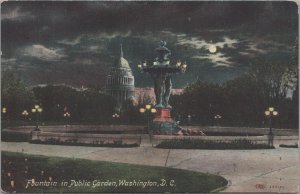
[187,114,192,125]
[140,104,157,146]
[214,114,222,126]
[264,107,278,146]
[2,107,7,120]
[139,104,157,132]
[112,113,120,131]
[21,110,29,126]
[112,113,120,125]
[264,107,278,135]
[63,112,71,127]
[31,105,43,131]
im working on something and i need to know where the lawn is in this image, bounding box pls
[1,151,227,193]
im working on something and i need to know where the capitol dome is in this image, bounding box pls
[105,45,135,111]
[115,57,131,69]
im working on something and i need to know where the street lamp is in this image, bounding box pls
[139,104,156,131]
[31,105,43,131]
[214,114,222,126]
[63,112,71,127]
[264,107,278,135]
[146,104,152,110]
[112,113,120,129]
[112,113,120,120]
[140,104,156,146]
[187,114,192,125]
[112,113,120,118]
[21,110,29,125]
[264,107,278,146]
[2,107,7,120]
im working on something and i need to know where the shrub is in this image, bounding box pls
[1,131,30,142]
[279,144,298,148]
[156,138,274,149]
[29,139,139,147]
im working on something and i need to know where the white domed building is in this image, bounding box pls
[105,45,135,111]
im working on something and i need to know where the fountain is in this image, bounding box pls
[138,41,187,134]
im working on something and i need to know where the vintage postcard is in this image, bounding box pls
[1,1,299,193]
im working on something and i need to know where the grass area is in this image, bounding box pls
[156,138,275,149]
[279,144,298,148]
[1,151,227,193]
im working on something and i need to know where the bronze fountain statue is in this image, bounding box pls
[139,41,187,133]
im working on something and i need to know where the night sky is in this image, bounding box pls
[1,1,298,88]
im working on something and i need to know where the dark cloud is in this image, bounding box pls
[1,1,298,88]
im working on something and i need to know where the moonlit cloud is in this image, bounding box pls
[1,1,297,87]
[92,31,132,40]
[1,7,34,21]
[193,53,232,67]
[71,58,95,66]
[246,43,267,54]
[177,36,238,67]
[1,57,17,64]
[21,45,66,61]
[57,36,82,46]
[1,57,17,70]
[176,36,239,50]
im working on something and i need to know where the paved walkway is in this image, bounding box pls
[1,140,299,193]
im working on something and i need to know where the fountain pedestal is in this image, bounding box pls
[151,108,177,134]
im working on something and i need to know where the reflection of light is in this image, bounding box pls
[209,45,217,53]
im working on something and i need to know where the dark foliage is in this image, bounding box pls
[156,138,275,149]
[279,144,298,148]
[29,139,139,147]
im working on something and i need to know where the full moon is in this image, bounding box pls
[208,45,217,53]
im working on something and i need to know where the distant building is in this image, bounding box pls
[105,45,135,111]
[134,87,184,105]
